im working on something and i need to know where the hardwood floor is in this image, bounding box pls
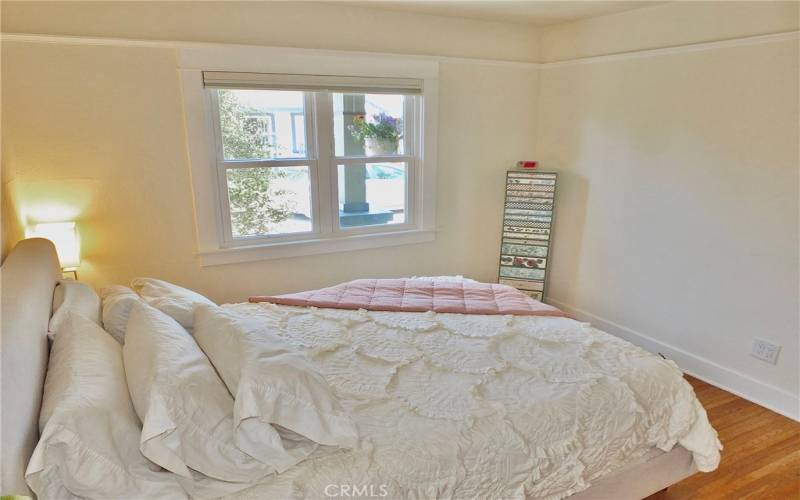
[646,376,800,500]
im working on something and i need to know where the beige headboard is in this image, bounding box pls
[1,238,60,496]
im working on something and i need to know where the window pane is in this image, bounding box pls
[218,90,306,160]
[291,113,306,154]
[337,162,406,228]
[227,166,312,237]
[334,94,405,157]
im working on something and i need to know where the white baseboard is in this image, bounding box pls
[547,298,800,422]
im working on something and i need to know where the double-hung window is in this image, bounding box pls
[184,67,436,265]
[179,47,438,266]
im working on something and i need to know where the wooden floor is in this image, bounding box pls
[646,376,800,500]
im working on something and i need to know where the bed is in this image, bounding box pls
[0,238,720,499]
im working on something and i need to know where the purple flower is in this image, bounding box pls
[374,112,398,128]
[349,111,403,142]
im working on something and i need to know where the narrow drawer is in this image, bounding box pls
[507,177,556,186]
[500,255,547,269]
[503,226,550,236]
[499,267,545,280]
[506,193,554,203]
[506,183,556,193]
[504,208,553,217]
[508,172,557,180]
[499,279,544,292]
[521,290,543,301]
[505,202,553,211]
[500,243,548,257]
[503,214,552,223]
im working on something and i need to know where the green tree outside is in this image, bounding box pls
[218,90,294,237]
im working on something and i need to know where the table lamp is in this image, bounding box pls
[25,221,81,277]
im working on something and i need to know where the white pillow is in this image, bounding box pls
[99,285,140,344]
[27,313,186,500]
[123,302,271,495]
[130,278,214,330]
[48,280,101,339]
[193,305,358,471]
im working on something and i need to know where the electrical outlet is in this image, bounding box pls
[751,338,781,364]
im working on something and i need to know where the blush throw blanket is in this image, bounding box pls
[249,278,565,317]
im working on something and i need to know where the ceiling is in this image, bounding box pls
[344,1,664,27]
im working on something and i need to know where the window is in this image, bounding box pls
[212,86,417,242]
[214,89,311,238]
[332,93,410,229]
[179,50,438,265]
[206,73,430,250]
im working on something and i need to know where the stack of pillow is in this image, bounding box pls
[28,278,357,499]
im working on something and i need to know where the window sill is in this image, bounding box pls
[196,229,436,266]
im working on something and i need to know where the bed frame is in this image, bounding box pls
[0,238,697,499]
[1,238,61,496]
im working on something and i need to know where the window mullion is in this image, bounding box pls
[404,95,417,157]
[221,159,312,169]
[334,155,414,165]
[314,92,336,235]
[208,91,236,245]
[406,96,418,227]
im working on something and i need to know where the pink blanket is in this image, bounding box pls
[249,278,565,317]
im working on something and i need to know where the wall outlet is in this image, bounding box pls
[751,338,781,364]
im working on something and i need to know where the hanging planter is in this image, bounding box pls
[349,112,403,155]
[365,137,399,155]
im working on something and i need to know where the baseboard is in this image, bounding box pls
[547,298,800,422]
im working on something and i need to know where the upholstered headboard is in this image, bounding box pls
[1,238,61,496]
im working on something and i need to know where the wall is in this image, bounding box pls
[536,2,799,417]
[0,39,538,301]
[541,1,799,62]
[1,144,20,260]
[0,1,542,271]
[1,1,540,62]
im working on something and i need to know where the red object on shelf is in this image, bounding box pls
[517,161,538,169]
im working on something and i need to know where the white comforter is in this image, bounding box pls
[221,302,721,500]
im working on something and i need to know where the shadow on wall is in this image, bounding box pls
[549,170,589,303]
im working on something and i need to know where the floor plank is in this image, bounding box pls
[645,376,800,500]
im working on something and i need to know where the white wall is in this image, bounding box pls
[0,39,538,301]
[1,1,539,62]
[536,2,799,417]
[540,1,799,62]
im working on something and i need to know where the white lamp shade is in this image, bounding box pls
[25,222,81,269]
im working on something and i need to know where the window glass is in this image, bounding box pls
[209,83,423,249]
[334,94,405,157]
[337,162,406,228]
[218,89,306,160]
[226,166,312,237]
[291,112,306,154]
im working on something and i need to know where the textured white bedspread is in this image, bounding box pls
[221,302,721,500]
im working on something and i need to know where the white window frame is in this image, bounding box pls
[178,45,438,266]
[210,91,321,247]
